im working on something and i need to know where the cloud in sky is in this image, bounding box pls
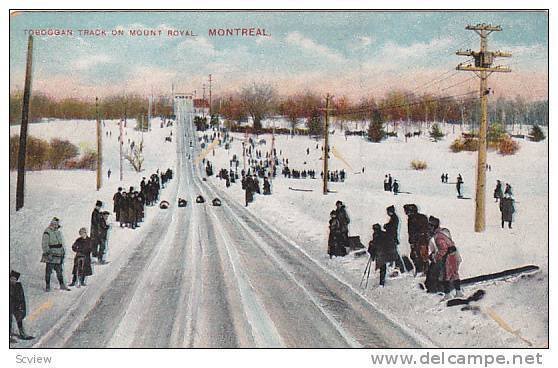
[9,11,548,100]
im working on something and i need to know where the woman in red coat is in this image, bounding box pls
[430,227,463,300]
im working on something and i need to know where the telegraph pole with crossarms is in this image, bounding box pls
[456,23,511,232]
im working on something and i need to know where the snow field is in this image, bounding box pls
[201,122,548,348]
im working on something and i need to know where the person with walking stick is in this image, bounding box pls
[365,223,398,288]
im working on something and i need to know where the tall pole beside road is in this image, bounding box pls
[456,23,511,232]
[16,35,34,211]
[322,94,331,195]
[96,97,102,191]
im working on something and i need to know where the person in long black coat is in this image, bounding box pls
[493,180,503,202]
[69,228,93,287]
[263,177,271,195]
[113,188,123,222]
[384,205,399,246]
[244,176,254,206]
[404,204,430,273]
[499,194,515,229]
[328,211,346,258]
[97,212,110,264]
[90,200,103,256]
[368,224,398,286]
[120,192,129,227]
[9,271,34,341]
[334,201,350,248]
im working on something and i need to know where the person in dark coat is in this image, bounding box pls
[97,212,110,264]
[383,205,399,246]
[120,192,129,227]
[69,228,93,287]
[9,271,34,342]
[263,177,271,195]
[334,201,350,248]
[456,174,464,198]
[244,176,254,207]
[404,204,430,274]
[41,217,70,292]
[388,174,393,192]
[368,224,398,286]
[504,183,513,197]
[499,194,515,229]
[90,200,103,256]
[328,211,346,258]
[493,180,503,202]
[392,180,399,195]
[113,188,123,222]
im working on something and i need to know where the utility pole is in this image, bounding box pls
[120,98,127,181]
[202,84,206,118]
[96,97,102,191]
[322,94,332,195]
[270,122,276,182]
[456,23,511,232]
[208,74,212,116]
[16,35,34,211]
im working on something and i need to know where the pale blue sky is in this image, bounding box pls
[9,11,548,99]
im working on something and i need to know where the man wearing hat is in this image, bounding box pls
[90,200,103,257]
[10,270,34,342]
[41,217,70,292]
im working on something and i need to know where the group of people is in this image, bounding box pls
[242,170,272,206]
[112,169,173,229]
[282,167,317,179]
[494,180,515,229]
[327,201,351,258]
[383,174,399,194]
[326,199,463,300]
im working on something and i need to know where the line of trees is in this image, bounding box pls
[9,92,173,124]
[213,84,548,134]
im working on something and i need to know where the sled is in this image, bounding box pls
[457,196,472,200]
[159,200,170,209]
[348,235,365,250]
[288,187,313,192]
[460,265,540,287]
[446,289,486,307]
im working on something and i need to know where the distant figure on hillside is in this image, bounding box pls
[456,174,464,198]
[499,194,515,229]
[392,180,399,195]
[493,180,503,203]
[107,169,111,179]
[263,177,271,195]
[441,173,445,183]
[504,183,513,197]
[383,175,390,191]
[388,174,393,192]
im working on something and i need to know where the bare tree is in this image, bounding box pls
[125,139,144,172]
[240,83,276,132]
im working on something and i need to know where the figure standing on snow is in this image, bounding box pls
[392,180,399,195]
[456,174,464,198]
[263,177,271,195]
[384,175,390,191]
[69,228,93,288]
[404,204,430,274]
[97,211,110,264]
[9,271,34,342]
[427,217,463,299]
[388,174,393,192]
[90,200,103,257]
[334,201,350,249]
[328,211,346,258]
[41,217,70,292]
[493,180,503,203]
[368,223,398,287]
[504,183,513,197]
[113,187,123,222]
[499,194,515,229]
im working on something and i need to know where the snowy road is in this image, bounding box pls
[35,113,431,348]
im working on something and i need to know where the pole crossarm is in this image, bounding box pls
[466,24,502,32]
[457,65,512,73]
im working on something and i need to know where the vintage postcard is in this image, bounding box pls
[8,8,549,355]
